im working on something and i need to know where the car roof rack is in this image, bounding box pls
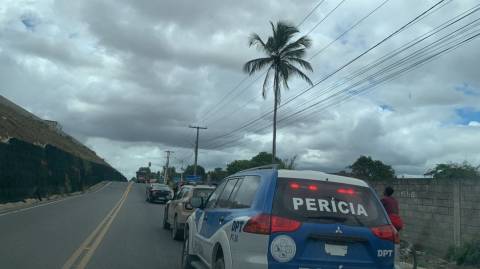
[239,164,279,172]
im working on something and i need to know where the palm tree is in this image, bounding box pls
[244,21,313,164]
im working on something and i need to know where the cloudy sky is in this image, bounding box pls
[1,0,479,178]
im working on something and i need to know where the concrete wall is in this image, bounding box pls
[369,178,480,255]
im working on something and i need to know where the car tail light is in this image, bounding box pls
[290,183,300,189]
[243,214,270,234]
[271,215,301,233]
[243,214,301,234]
[371,225,399,243]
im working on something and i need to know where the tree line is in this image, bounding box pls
[133,153,479,183]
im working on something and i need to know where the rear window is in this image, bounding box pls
[193,188,214,199]
[272,178,388,227]
[152,184,169,190]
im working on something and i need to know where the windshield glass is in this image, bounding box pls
[272,178,389,227]
[193,188,214,199]
[151,184,169,190]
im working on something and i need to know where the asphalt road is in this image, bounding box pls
[0,181,182,269]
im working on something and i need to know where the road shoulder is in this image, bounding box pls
[0,181,112,215]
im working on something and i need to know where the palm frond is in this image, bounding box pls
[266,36,276,53]
[286,57,313,72]
[243,57,273,75]
[274,21,300,51]
[280,35,312,55]
[248,33,268,52]
[282,48,306,59]
[269,21,277,40]
[284,62,314,86]
[244,21,313,105]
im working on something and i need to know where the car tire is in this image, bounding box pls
[214,256,225,269]
[163,207,170,230]
[172,216,182,241]
[181,228,195,269]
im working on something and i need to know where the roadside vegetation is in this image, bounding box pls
[447,237,480,266]
[426,162,480,180]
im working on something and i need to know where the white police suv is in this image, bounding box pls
[182,167,397,269]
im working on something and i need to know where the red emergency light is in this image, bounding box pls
[337,188,355,195]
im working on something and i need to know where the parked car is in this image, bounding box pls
[163,184,215,240]
[146,183,173,203]
[182,167,397,269]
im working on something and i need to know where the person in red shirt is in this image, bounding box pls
[381,186,403,231]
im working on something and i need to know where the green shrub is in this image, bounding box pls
[447,237,480,266]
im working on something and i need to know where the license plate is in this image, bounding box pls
[325,243,348,256]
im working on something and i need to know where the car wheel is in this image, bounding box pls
[172,216,182,241]
[214,256,225,269]
[181,228,194,269]
[163,207,170,230]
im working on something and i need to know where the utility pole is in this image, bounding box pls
[163,150,173,184]
[179,160,184,183]
[189,125,207,177]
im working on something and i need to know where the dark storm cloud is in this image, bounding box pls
[1,0,480,178]
[4,31,97,68]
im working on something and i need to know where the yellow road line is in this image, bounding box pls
[62,182,133,269]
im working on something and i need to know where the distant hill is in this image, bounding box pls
[0,95,125,202]
[0,95,106,165]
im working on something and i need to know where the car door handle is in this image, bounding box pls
[219,216,224,224]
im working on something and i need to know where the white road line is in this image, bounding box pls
[0,181,113,217]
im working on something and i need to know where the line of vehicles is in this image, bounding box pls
[145,167,399,269]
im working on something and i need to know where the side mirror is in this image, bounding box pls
[190,197,204,209]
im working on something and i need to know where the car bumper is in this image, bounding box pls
[151,196,169,202]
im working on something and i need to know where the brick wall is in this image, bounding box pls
[369,178,480,255]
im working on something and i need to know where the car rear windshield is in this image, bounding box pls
[193,188,213,199]
[152,184,170,191]
[272,178,389,227]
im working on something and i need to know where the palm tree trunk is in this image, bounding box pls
[272,87,278,164]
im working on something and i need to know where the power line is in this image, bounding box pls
[205,1,475,150]
[308,0,392,60]
[198,76,250,123]
[206,0,392,126]
[208,31,480,150]
[274,3,478,125]
[200,0,341,124]
[205,12,480,150]
[203,0,448,147]
[305,0,348,36]
[280,22,480,125]
[277,3,480,123]
[297,0,327,28]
